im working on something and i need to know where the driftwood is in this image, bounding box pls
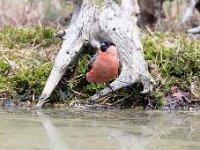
[182,0,200,23]
[35,0,154,108]
[182,0,200,34]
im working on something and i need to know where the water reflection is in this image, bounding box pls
[0,108,200,150]
[37,111,70,150]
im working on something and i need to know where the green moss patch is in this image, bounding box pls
[0,27,199,109]
[143,32,200,109]
[0,27,61,103]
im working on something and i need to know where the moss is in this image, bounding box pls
[155,92,166,106]
[83,83,106,94]
[92,0,104,8]
[0,26,60,102]
[142,32,200,106]
[113,0,121,5]
[0,59,10,75]
[0,27,199,108]
[143,32,200,83]
[92,0,121,7]
[0,26,60,49]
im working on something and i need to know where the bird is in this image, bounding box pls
[86,41,119,84]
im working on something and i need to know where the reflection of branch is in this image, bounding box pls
[36,111,71,150]
[108,129,150,150]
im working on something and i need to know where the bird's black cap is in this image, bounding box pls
[100,41,115,52]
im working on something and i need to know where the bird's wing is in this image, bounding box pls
[88,53,98,71]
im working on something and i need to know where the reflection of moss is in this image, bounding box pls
[0,27,199,108]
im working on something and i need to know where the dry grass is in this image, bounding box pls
[0,0,199,32]
[156,0,200,32]
[0,0,73,28]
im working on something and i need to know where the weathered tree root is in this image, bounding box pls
[35,0,154,108]
[182,0,199,23]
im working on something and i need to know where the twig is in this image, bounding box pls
[111,95,130,106]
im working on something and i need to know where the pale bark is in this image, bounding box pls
[182,0,200,38]
[188,26,200,33]
[35,0,154,108]
[182,0,199,23]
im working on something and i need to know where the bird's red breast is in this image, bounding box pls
[86,45,119,83]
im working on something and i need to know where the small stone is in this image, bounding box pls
[189,107,193,111]
[59,104,65,107]
[26,101,32,107]
[54,104,60,107]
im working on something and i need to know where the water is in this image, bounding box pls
[0,107,200,150]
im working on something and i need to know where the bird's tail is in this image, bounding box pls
[78,76,90,86]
